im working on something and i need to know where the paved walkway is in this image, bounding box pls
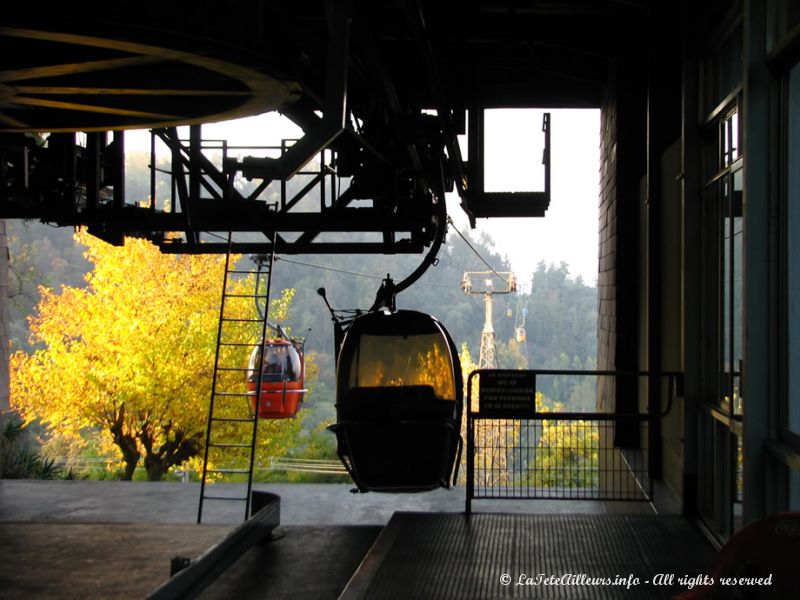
[0,480,622,526]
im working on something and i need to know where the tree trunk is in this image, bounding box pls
[109,412,140,480]
[115,433,140,480]
[143,452,166,481]
[141,425,201,481]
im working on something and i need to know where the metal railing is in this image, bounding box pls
[465,369,682,513]
[50,457,347,479]
[267,458,347,475]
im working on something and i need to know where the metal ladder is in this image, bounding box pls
[197,233,275,523]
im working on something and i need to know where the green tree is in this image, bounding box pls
[7,220,91,351]
[524,262,598,409]
[530,393,599,488]
[0,412,60,480]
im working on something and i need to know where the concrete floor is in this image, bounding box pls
[0,480,684,599]
[0,481,396,600]
[0,480,633,526]
[0,522,232,599]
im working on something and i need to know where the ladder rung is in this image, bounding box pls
[198,245,270,526]
[221,318,265,323]
[224,293,269,299]
[209,442,252,448]
[202,495,248,502]
[206,468,250,474]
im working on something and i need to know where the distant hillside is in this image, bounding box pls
[8,219,598,411]
[7,220,91,350]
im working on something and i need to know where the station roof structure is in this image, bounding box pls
[0,1,671,255]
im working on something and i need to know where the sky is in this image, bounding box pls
[126,108,600,285]
[449,108,600,286]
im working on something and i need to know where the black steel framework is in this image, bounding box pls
[465,369,682,513]
[466,111,551,221]
[0,1,639,253]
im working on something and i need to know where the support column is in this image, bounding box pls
[742,0,773,524]
[0,220,8,412]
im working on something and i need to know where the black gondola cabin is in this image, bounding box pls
[330,309,463,492]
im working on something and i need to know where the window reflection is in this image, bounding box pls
[347,333,456,401]
[247,343,302,382]
[716,110,744,415]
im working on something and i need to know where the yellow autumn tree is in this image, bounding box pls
[457,343,520,488]
[530,394,599,488]
[458,345,598,490]
[11,231,297,480]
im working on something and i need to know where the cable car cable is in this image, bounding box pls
[446,216,507,283]
[278,256,452,291]
[275,256,385,280]
[203,231,229,242]
[201,234,449,287]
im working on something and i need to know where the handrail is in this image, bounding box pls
[466,368,683,419]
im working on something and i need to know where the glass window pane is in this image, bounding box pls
[722,179,732,405]
[791,468,800,510]
[703,24,742,113]
[788,64,800,435]
[732,170,743,413]
[249,343,302,382]
[723,118,731,167]
[348,333,456,400]
[720,111,740,169]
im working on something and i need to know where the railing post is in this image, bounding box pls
[465,371,475,515]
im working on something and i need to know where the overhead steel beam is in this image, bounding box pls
[157,239,428,255]
[391,0,468,204]
[1,205,431,233]
[234,0,352,182]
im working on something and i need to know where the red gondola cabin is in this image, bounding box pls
[247,340,305,419]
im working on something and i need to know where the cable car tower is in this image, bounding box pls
[461,271,517,369]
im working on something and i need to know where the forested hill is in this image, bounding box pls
[7,219,598,410]
[267,233,598,369]
[6,220,91,350]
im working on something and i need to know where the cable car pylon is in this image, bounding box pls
[461,271,517,369]
[197,232,275,523]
